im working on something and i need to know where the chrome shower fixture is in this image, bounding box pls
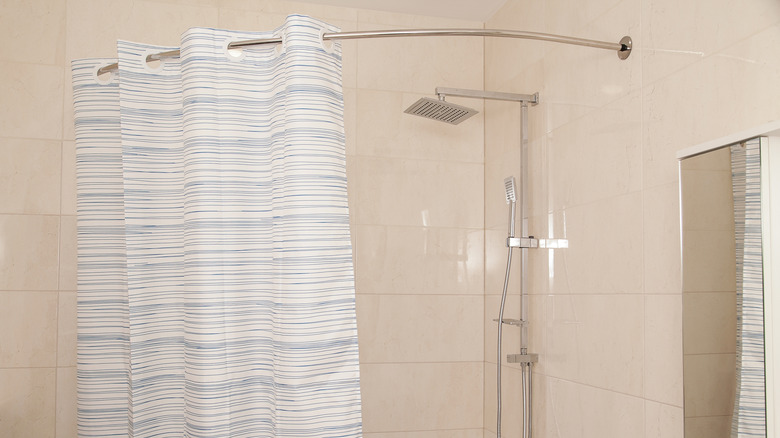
[404,87,539,125]
[504,176,517,204]
[403,96,479,125]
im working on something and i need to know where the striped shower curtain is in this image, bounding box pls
[730,138,766,437]
[72,15,362,438]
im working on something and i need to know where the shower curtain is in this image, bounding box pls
[72,15,362,438]
[730,138,766,437]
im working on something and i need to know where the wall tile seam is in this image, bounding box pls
[528,373,649,399]
[641,20,780,90]
[0,212,65,218]
[350,154,486,166]
[354,223,486,231]
[356,293,487,297]
[359,360,485,365]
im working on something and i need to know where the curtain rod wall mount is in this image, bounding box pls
[97,29,633,76]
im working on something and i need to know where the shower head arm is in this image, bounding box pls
[435,87,539,105]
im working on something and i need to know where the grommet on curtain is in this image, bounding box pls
[273,31,285,57]
[92,63,117,85]
[320,28,335,54]
[142,49,164,73]
[223,39,247,62]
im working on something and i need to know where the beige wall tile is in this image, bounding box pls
[482,363,525,436]
[0,291,58,367]
[360,362,483,433]
[356,294,483,363]
[561,193,644,295]
[645,294,683,406]
[355,89,484,163]
[58,216,78,292]
[683,353,736,417]
[681,169,734,232]
[682,229,736,293]
[356,10,483,29]
[57,292,77,367]
[219,0,359,23]
[60,141,77,216]
[684,415,732,438]
[483,229,523,297]
[0,214,60,291]
[547,92,642,210]
[644,183,682,295]
[65,0,219,61]
[645,401,684,438]
[55,367,77,438]
[354,225,484,295]
[540,294,644,396]
[355,23,483,94]
[364,430,483,438]
[0,0,66,65]
[0,368,56,437]
[343,87,357,156]
[0,63,64,141]
[0,139,62,215]
[539,377,644,438]
[683,292,736,355]
[642,0,780,86]
[353,157,483,228]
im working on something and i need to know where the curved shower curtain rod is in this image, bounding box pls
[96,28,632,75]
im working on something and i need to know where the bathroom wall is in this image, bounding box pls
[0,1,484,436]
[484,0,780,437]
[680,147,737,438]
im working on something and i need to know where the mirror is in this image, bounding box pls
[680,137,772,438]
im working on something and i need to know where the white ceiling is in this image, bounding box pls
[290,0,508,22]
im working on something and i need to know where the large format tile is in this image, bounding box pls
[356,294,483,363]
[0,214,60,291]
[353,157,483,228]
[644,183,682,295]
[0,368,56,437]
[55,367,77,438]
[355,21,483,94]
[683,353,736,417]
[645,294,683,406]
[0,138,62,215]
[645,400,684,438]
[57,292,77,367]
[540,294,644,396]
[682,292,736,355]
[354,225,483,295]
[0,62,63,141]
[0,291,58,368]
[360,362,483,433]
[540,377,645,438]
[0,0,66,65]
[560,193,643,295]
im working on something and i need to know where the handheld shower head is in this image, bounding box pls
[504,176,517,237]
[504,176,517,204]
[404,96,478,125]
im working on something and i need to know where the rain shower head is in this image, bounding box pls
[404,97,478,125]
[504,176,517,204]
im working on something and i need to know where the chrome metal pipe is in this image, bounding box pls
[97,28,632,75]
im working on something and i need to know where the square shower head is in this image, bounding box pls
[404,97,478,125]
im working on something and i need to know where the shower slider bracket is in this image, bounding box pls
[492,318,526,326]
[507,353,539,364]
[506,237,568,248]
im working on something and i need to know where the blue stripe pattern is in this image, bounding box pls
[730,138,766,438]
[73,15,362,438]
